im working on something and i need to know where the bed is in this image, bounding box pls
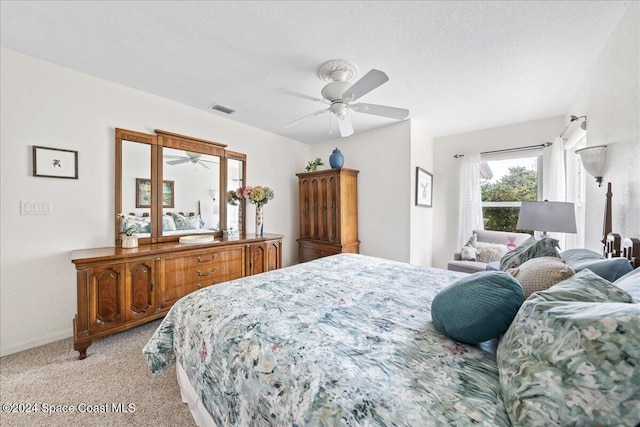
[143,252,639,426]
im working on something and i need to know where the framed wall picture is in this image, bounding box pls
[136,178,175,208]
[415,167,433,208]
[33,146,78,179]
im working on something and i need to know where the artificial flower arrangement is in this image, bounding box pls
[227,186,275,208]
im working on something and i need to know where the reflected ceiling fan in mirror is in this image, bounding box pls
[283,59,409,138]
[165,152,218,170]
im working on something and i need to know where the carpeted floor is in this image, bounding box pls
[0,320,196,426]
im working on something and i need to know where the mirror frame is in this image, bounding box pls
[224,150,247,234]
[115,128,158,247]
[115,128,247,246]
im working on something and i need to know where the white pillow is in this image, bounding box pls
[163,215,176,231]
[475,242,508,263]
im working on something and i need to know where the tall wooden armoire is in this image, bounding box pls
[296,168,359,263]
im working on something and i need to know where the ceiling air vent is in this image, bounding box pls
[208,103,235,115]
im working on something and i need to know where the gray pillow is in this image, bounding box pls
[569,257,632,282]
[614,267,640,303]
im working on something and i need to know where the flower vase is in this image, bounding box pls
[255,206,264,236]
[122,235,138,248]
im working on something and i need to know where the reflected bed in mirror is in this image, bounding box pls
[162,147,221,236]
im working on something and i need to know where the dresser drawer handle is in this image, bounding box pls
[197,254,218,263]
[197,267,217,276]
[196,280,217,290]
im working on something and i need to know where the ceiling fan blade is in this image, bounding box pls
[199,162,210,169]
[351,103,409,120]
[277,88,330,105]
[337,115,354,138]
[167,158,190,165]
[341,69,389,102]
[284,108,330,128]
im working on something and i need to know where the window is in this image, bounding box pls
[481,152,542,232]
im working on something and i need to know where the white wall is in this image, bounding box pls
[567,1,640,248]
[432,116,565,269]
[0,48,309,356]
[310,121,413,262]
[409,120,435,266]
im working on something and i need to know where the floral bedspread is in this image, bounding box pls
[144,254,510,426]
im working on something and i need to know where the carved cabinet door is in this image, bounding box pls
[266,240,281,272]
[246,243,267,275]
[299,178,312,239]
[88,264,125,332]
[124,258,158,321]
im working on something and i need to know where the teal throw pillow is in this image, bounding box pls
[499,236,560,271]
[431,271,525,344]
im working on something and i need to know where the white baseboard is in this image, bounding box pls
[0,328,73,357]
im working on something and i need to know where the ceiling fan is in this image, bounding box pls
[165,152,218,169]
[283,59,409,137]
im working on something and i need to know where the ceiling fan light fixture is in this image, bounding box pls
[330,102,348,119]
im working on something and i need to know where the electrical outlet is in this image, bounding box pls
[21,201,52,215]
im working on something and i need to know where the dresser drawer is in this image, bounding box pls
[166,247,243,277]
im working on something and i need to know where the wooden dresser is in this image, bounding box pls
[71,234,282,359]
[296,168,359,262]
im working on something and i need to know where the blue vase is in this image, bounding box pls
[329,148,344,168]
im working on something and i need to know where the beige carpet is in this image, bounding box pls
[0,320,196,426]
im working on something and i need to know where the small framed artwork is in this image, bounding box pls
[33,146,78,179]
[415,167,433,208]
[136,178,175,208]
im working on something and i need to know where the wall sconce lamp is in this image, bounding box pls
[575,145,607,186]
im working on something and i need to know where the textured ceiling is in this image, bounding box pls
[0,1,630,144]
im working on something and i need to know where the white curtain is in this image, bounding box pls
[458,153,484,249]
[543,136,567,247]
[544,136,566,202]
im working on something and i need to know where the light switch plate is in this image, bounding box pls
[21,201,52,215]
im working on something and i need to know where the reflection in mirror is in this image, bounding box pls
[121,140,152,237]
[227,158,244,231]
[162,147,221,236]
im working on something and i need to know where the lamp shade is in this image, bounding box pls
[517,201,577,234]
[575,145,606,185]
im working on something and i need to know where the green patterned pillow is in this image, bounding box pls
[431,271,525,344]
[497,272,637,426]
[536,269,632,303]
[499,236,560,271]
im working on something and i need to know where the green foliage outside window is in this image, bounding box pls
[482,166,537,232]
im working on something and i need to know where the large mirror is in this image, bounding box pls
[161,147,221,237]
[116,128,246,246]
